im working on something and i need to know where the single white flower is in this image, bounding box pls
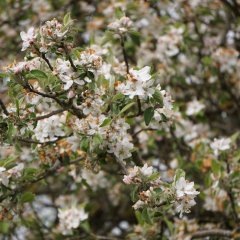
[140,163,153,177]
[58,206,88,234]
[0,167,9,187]
[132,200,145,210]
[186,100,205,116]
[20,27,36,51]
[210,137,231,156]
[174,176,199,217]
[175,177,199,198]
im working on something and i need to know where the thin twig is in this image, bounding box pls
[34,109,67,121]
[61,42,77,71]
[0,99,9,115]
[33,44,54,71]
[191,229,233,239]
[0,157,84,203]
[120,34,129,74]
[133,128,158,137]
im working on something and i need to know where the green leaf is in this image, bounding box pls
[7,122,17,141]
[0,221,9,234]
[148,172,160,181]
[164,218,174,234]
[93,134,103,146]
[119,102,135,115]
[152,90,163,106]
[80,137,89,152]
[144,107,154,126]
[202,56,212,66]
[141,208,152,224]
[81,221,90,233]
[111,93,124,102]
[27,70,47,80]
[115,7,124,18]
[212,160,221,175]
[63,12,71,26]
[20,192,35,203]
[135,211,144,226]
[173,169,185,184]
[130,185,139,202]
[129,31,141,45]
[100,118,112,127]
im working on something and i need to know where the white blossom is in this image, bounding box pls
[116,66,154,99]
[210,137,231,156]
[140,163,153,177]
[58,206,88,234]
[174,177,199,217]
[33,114,66,142]
[0,167,9,187]
[186,100,205,116]
[108,16,133,33]
[20,27,36,51]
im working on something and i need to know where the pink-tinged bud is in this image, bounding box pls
[123,175,132,184]
[67,90,76,99]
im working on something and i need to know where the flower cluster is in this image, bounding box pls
[108,16,133,34]
[174,177,200,217]
[0,164,24,187]
[58,206,88,234]
[1,1,239,239]
[33,114,66,142]
[116,66,154,99]
[123,166,199,217]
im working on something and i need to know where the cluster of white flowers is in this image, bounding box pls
[123,163,154,184]
[203,188,228,212]
[106,118,134,161]
[186,99,205,116]
[154,89,175,121]
[80,169,109,190]
[108,16,133,34]
[0,163,24,187]
[212,47,239,73]
[210,137,231,156]
[9,57,42,74]
[58,206,88,234]
[157,26,184,62]
[74,91,104,116]
[33,114,66,142]
[76,49,103,71]
[123,166,199,217]
[132,187,154,210]
[174,177,199,217]
[175,117,210,147]
[38,19,69,53]
[75,114,134,160]
[20,27,36,51]
[116,66,155,99]
[55,58,80,90]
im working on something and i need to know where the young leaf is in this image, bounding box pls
[80,137,89,152]
[100,118,112,127]
[119,102,135,115]
[19,192,35,203]
[144,107,154,126]
[173,169,186,184]
[63,12,71,26]
[152,90,163,107]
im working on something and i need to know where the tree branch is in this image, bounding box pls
[0,99,9,116]
[191,229,233,239]
[120,34,129,74]
[34,109,67,121]
[0,157,84,203]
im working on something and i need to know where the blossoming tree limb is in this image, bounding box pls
[0,1,239,239]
